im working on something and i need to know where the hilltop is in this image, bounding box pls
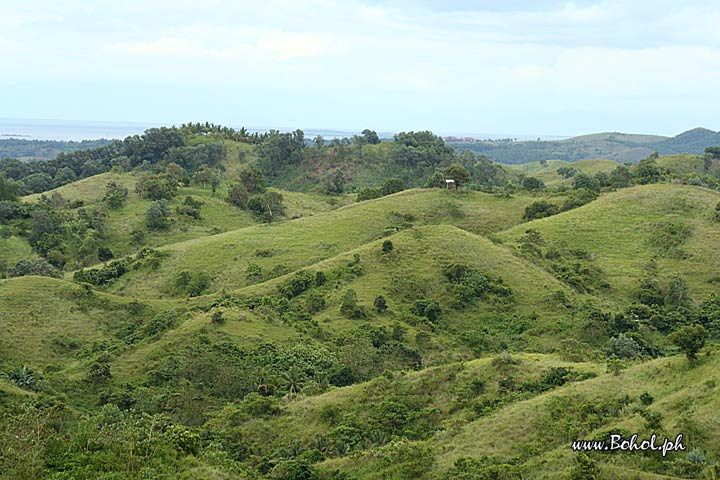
[450,128,720,164]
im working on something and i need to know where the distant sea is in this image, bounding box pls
[0,118,566,142]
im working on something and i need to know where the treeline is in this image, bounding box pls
[0,124,510,197]
[0,138,112,160]
[0,126,228,195]
[269,129,515,194]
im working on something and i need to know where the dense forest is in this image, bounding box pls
[0,138,113,160]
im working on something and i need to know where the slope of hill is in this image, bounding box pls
[92,189,554,298]
[652,128,720,155]
[450,128,720,165]
[499,184,720,301]
[20,171,354,259]
[507,159,621,186]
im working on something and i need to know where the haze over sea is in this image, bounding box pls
[0,118,567,142]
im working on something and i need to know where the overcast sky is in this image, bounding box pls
[2,0,720,136]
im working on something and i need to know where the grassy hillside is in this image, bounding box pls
[507,159,620,186]
[21,171,353,259]
[499,184,720,301]
[4,138,720,479]
[96,189,552,298]
[22,171,136,203]
[0,275,172,369]
[0,235,34,267]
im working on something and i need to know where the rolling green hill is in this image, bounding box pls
[450,128,720,165]
[499,184,720,301]
[507,159,621,186]
[92,189,553,298]
[3,128,720,479]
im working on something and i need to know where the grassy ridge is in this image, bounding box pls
[0,276,173,369]
[101,189,545,298]
[506,159,621,186]
[21,171,353,259]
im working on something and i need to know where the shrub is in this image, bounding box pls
[382,240,394,252]
[381,178,405,196]
[245,263,263,282]
[4,365,36,390]
[634,156,663,184]
[97,247,114,262]
[356,187,383,201]
[226,184,249,208]
[199,311,227,328]
[9,258,60,278]
[340,289,366,319]
[145,311,182,336]
[605,334,642,359]
[305,292,326,313]
[74,258,129,285]
[146,199,171,230]
[374,295,388,313]
[570,453,599,480]
[668,324,708,361]
[103,181,128,209]
[278,271,315,299]
[572,173,600,191]
[175,204,201,219]
[639,392,654,406]
[561,187,598,211]
[88,362,112,383]
[328,365,356,387]
[174,270,210,297]
[130,228,145,244]
[443,263,511,306]
[136,174,177,200]
[410,297,442,322]
[523,200,559,220]
[521,176,544,190]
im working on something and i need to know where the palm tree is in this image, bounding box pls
[282,366,303,399]
[256,368,276,396]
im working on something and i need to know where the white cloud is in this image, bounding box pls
[3,0,720,133]
[116,30,334,61]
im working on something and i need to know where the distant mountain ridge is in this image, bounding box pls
[449,127,720,164]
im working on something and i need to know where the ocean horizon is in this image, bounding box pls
[0,118,568,142]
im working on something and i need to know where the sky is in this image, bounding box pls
[2,0,720,137]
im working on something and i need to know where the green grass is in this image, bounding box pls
[100,189,547,298]
[21,170,353,260]
[432,352,720,478]
[506,159,620,186]
[656,153,707,175]
[22,171,136,204]
[499,184,720,302]
[100,223,582,383]
[0,276,172,370]
[0,235,34,268]
[6,156,720,479]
